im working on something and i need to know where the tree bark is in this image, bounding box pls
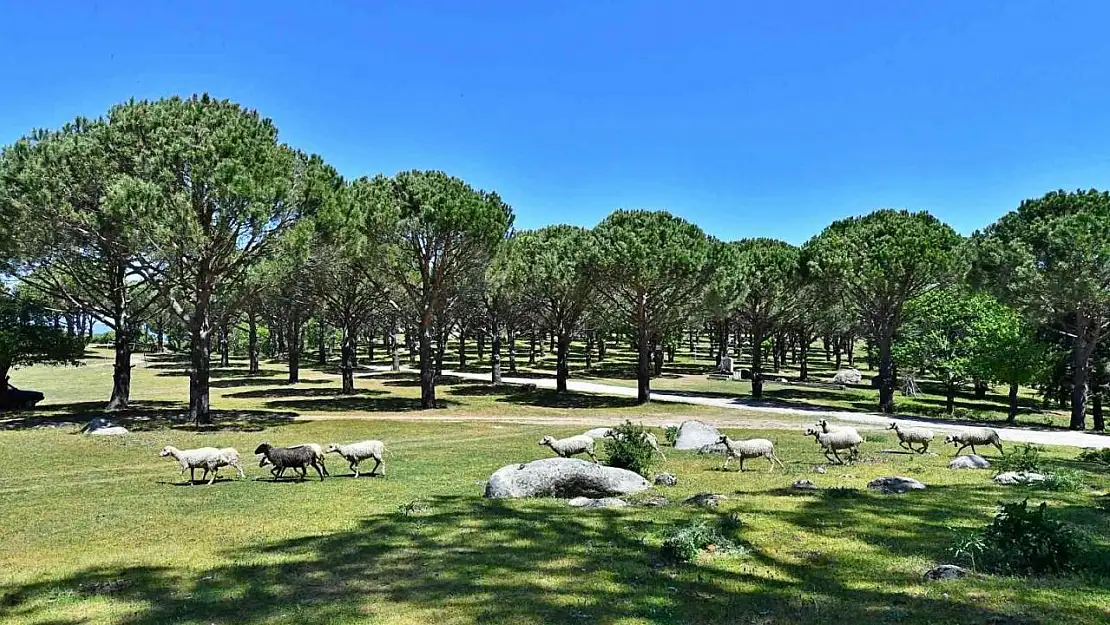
[218,320,230,368]
[834,337,843,370]
[636,333,651,404]
[799,339,809,381]
[106,329,133,411]
[317,325,327,366]
[288,317,301,383]
[529,329,537,365]
[556,333,571,392]
[1094,392,1105,432]
[652,344,664,376]
[751,327,765,399]
[508,327,517,373]
[945,381,956,414]
[340,323,356,394]
[189,317,212,425]
[1070,327,1093,430]
[477,331,485,362]
[846,333,855,367]
[390,322,400,372]
[406,327,416,363]
[878,332,895,414]
[973,380,989,400]
[419,322,436,408]
[247,312,260,375]
[458,332,467,369]
[156,319,165,353]
[491,321,503,385]
[435,328,447,375]
[584,332,594,370]
[598,333,606,361]
[1007,381,1019,423]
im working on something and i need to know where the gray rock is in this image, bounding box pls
[831,368,863,385]
[582,427,613,440]
[685,492,727,508]
[948,454,991,470]
[637,496,669,507]
[813,465,828,474]
[88,426,130,436]
[567,496,628,508]
[867,476,926,494]
[654,472,677,487]
[793,479,818,491]
[81,417,129,436]
[994,471,1045,485]
[674,420,723,452]
[923,564,969,581]
[484,458,651,499]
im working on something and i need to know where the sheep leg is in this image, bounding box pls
[918,441,929,454]
[297,465,307,481]
[994,442,1004,455]
[587,450,598,464]
[313,462,325,481]
[722,455,731,470]
[231,461,245,479]
[831,448,844,465]
[369,457,383,476]
[350,460,360,478]
[769,453,785,472]
[189,467,196,485]
[207,467,217,485]
[898,440,912,452]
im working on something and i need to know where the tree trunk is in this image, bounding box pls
[846,333,855,367]
[1094,393,1105,432]
[288,317,301,383]
[771,334,781,372]
[508,327,518,373]
[584,332,594,370]
[106,330,133,411]
[834,337,843,370]
[1070,330,1093,430]
[945,381,955,414]
[390,322,400,372]
[477,332,485,362]
[435,328,447,375]
[188,316,212,425]
[247,313,260,375]
[878,332,895,414]
[218,320,230,368]
[799,340,809,382]
[340,323,356,394]
[556,333,571,392]
[406,327,416,363]
[653,344,664,376]
[1007,381,1019,423]
[823,336,831,362]
[317,325,327,366]
[549,332,555,353]
[366,331,374,363]
[751,327,765,399]
[598,334,606,361]
[667,344,675,363]
[156,319,165,353]
[419,322,436,408]
[636,333,651,404]
[529,329,537,365]
[973,380,988,400]
[491,321,502,385]
[458,332,467,369]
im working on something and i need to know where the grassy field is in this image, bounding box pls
[2,350,1109,624]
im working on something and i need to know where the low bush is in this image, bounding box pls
[1077,447,1110,466]
[994,443,1043,474]
[604,420,658,477]
[663,425,679,446]
[1039,469,1087,492]
[660,519,736,564]
[954,499,1082,576]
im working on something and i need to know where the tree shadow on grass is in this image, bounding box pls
[0,495,1086,625]
[210,377,331,389]
[264,396,458,413]
[224,387,388,400]
[0,400,301,432]
[496,388,641,410]
[381,375,463,388]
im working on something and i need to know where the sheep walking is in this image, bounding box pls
[717,435,784,472]
[888,422,934,454]
[254,443,325,481]
[159,446,244,485]
[944,428,1003,456]
[326,440,386,477]
[603,430,667,461]
[538,435,598,463]
[259,443,329,477]
[805,425,862,465]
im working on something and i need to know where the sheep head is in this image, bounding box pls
[887,422,898,430]
[325,444,340,454]
[158,446,174,457]
[253,443,272,456]
[538,436,555,446]
[716,435,729,444]
[943,434,956,445]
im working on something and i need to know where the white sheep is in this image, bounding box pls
[717,435,785,472]
[326,440,386,477]
[944,428,1003,456]
[159,446,244,485]
[888,421,935,454]
[805,426,862,465]
[602,430,667,461]
[259,443,329,477]
[538,434,597,463]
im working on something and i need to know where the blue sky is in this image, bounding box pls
[2,1,1109,244]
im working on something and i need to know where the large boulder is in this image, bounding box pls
[948,454,990,470]
[831,369,863,385]
[923,564,969,581]
[673,420,723,452]
[484,458,650,499]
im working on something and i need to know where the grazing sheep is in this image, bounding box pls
[816,419,855,433]
[603,430,667,461]
[259,443,329,477]
[888,421,934,454]
[717,435,785,472]
[805,427,863,465]
[159,446,244,485]
[326,440,386,477]
[254,443,325,481]
[944,428,1003,456]
[538,435,598,463]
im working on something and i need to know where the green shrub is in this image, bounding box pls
[994,443,1042,474]
[1040,469,1087,492]
[1077,448,1110,465]
[663,425,680,446]
[660,520,735,564]
[957,499,1082,576]
[604,420,658,477]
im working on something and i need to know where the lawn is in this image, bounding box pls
[2,350,1110,624]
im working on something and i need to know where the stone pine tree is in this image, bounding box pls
[0,117,161,410]
[732,238,800,399]
[972,189,1110,430]
[371,170,513,409]
[702,238,747,368]
[0,285,85,399]
[592,210,711,403]
[115,95,306,425]
[484,233,529,385]
[802,209,963,413]
[512,225,595,392]
[967,299,1047,423]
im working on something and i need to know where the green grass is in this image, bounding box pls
[2,349,1110,624]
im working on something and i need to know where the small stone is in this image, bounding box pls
[685,492,727,508]
[867,476,926,494]
[568,497,627,509]
[637,496,669,507]
[948,454,990,470]
[813,465,827,474]
[792,479,818,491]
[994,471,1045,485]
[654,472,677,487]
[923,564,969,581]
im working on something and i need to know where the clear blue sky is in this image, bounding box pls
[3,1,1110,244]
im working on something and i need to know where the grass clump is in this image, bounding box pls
[955,499,1083,576]
[663,424,680,446]
[603,420,658,477]
[1077,447,1110,465]
[1040,469,1087,492]
[660,519,738,564]
[994,443,1043,473]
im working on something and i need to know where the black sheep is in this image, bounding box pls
[254,443,325,481]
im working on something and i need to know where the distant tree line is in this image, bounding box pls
[1,94,1108,431]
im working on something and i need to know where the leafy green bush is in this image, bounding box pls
[663,425,680,446]
[660,520,735,564]
[957,499,1082,576]
[604,420,658,477]
[1077,447,1110,465]
[994,443,1042,474]
[1040,469,1086,492]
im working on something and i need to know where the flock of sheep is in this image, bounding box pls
[158,420,1006,485]
[158,440,386,485]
